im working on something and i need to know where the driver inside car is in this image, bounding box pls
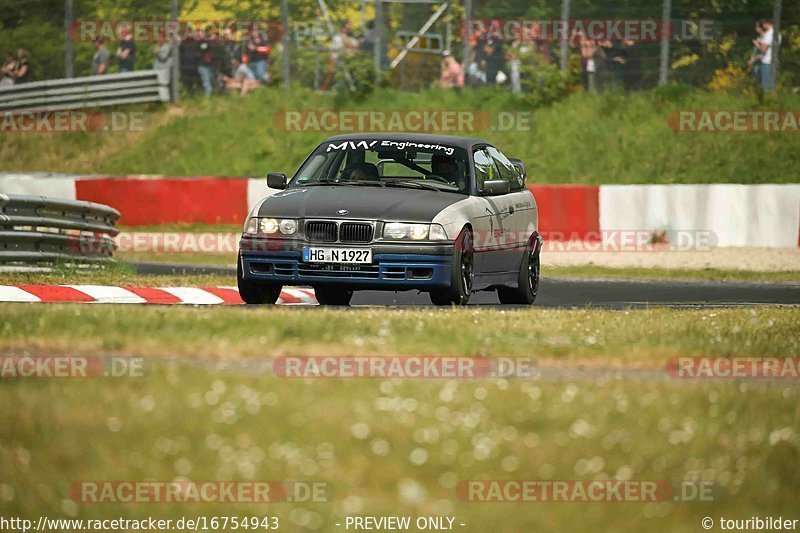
[343,162,381,182]
[430,154,465,191]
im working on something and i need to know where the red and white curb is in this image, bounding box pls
[0,285,317,305]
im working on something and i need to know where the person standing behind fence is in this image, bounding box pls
[1,51,16,86]
[437,51,464,89]
[197,38,215,97]
[12,49,30,84]
[247,29,271,84]
[753,19,777,93]
[747,22,764,83]
[116,28,136,73]
[92,38,109,75]
[153,34,172,70]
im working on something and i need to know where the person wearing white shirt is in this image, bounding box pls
[753,19,776,92]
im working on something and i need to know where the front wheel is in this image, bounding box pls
[315,287,354,306]
[237,261,282,304]
[498,238,540,305]
[429,228,473,306]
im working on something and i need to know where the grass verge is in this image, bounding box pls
[1,304,797,362]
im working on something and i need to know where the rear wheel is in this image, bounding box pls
[237,261,282,304]
[498,238,540,305]
[315,287,354,306]
[429,228,473,306]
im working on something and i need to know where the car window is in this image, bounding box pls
[486,146,524,191]
[473,149,499,190]
[290,141,470,194]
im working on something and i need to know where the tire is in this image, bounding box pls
[315,287,354,306]
[237,261,281,304]
[429,228,474,306]
[498,238,540,305]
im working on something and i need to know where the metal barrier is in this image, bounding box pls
[0,194,120,263]
[0,70,171,113]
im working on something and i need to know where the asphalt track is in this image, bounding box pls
[135,262,800,309]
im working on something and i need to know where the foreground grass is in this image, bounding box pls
[2,88,799,183]
[1,304,798,363]
[1,360,798,532]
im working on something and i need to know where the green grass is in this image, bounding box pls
[2,87,800,183]
[0,262,234,287]
[1,307,799,531]
[1,304,797,362]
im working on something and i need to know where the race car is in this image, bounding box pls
[238,133,541,306]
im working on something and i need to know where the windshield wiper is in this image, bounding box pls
[386,180,441,192]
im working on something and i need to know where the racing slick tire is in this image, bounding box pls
[237,262,282,304]
[429,228,474,306]
[497,237,540,305]
[315,287,354,306]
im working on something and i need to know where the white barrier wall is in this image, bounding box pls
[600,184,800,248]
[246,178,282,212]
[0,173,77,199]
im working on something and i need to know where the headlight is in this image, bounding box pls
[279,219,298,235]
[383,223,448,241]
[246,217,298,235]
[260,218,279,234]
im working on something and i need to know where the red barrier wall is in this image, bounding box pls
[76,177,249,226]
[529,185,600,241]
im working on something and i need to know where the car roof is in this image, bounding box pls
[322,133,492,150]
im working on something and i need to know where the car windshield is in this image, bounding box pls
[289,140,471,194]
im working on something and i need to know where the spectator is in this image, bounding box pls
[622,39,641,92]
[223,57,259,96]
[153,34,172,70]
[359,19,377,54]
[578,36,599,93]
[13,49,31,84]
[437,51,464,89]
[477,23,505,84]
[92,37,110,75]
[606,39,626,90]
[247,29,271,84]
[753,19,777,92]
[747,21,765,82]
[321,22,358,92]
[197,39,215,97]
[116,29,136,72]
[1,51,16,86]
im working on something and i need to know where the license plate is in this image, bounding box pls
[303,247,372,264]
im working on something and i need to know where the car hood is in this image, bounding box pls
[257,186,465,222]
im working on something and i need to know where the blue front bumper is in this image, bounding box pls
[240,249,453,290]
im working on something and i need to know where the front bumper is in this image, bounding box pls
[239,236,454,290]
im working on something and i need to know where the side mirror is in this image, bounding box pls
[482,179,510,196]
[508,158,526,180]
[267,172,287,190]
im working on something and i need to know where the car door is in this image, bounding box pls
[486,146,530,272]
[472,147,513,274]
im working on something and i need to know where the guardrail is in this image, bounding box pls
[0,194,120,263]
[0,70,171,113]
